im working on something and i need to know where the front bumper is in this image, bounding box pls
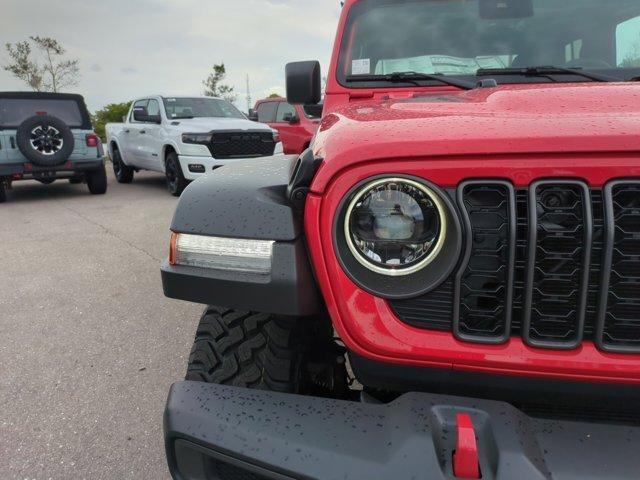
[0,159,105,179]
[165,381,640,480]
[178,142,285,180]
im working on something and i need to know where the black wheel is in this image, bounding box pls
[165,151,188,197]
[86,165,108,195]
[0,180,6,203]
[186,307,349,396]
[16,115,75,167]
[69,176,83,184]
[111,148,134,183]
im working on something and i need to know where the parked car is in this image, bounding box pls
[249,97,322,154]
[162,0,640,478]
[105,96,284,196]
[0,92,107,202]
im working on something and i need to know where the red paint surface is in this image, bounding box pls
[453,414,480,479]
[302,0,640,383]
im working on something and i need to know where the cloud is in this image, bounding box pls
[0,0,341,112]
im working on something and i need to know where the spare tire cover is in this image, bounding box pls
[16,115,75,167]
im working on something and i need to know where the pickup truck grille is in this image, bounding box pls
[391,179,640,353]
[208,131,276,159]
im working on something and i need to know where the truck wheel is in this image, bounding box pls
[112,148,134,183]
[165,152,188,197]
[186,307,349,396]
[0,180,6,203]
[86,165,108,195]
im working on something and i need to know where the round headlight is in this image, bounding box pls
[344,178,447,276]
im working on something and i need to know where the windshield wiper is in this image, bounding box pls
[476,66,621,83]
[345,71,476,90]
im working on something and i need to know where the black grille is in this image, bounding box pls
[389,179,640,352]
[597,181,640,352]
[208,131,276,159]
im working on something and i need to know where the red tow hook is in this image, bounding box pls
[453,413,480,479]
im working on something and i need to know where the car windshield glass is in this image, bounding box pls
[338,0,640,84]
[0,98,83,127]
[162,97,245,119]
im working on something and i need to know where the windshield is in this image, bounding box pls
[162,97,245,120]
[338,0,640,85]
[0,98,84,128]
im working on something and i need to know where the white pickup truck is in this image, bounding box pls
[105,95,284,195]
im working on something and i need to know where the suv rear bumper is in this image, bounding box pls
[0,159,104,178]
[165,381,640,480]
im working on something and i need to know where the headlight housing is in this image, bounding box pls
[334,175,462,299]
[182,132,212,145]
[345,178,446,276]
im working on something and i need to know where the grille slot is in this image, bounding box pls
[597,181,640,352]
[523,181,592,349]
[453,181,515,343]
[208,131,276,159]
[389,179,639,353]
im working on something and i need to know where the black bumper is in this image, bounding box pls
[165,381,640,480]
[0,159,104,177]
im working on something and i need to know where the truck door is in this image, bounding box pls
[139,98,164,172]
[274,102,305,154]
[122,99,148,167]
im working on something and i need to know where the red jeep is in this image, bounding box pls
[251,97,321,154]
[162,1,640,478]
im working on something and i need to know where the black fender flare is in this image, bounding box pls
[162,153,322,316]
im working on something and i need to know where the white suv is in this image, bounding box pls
[106,95,284,195]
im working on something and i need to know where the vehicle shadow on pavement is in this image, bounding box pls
[4,181,92,204]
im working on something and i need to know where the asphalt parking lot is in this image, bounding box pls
[0,167,202,479]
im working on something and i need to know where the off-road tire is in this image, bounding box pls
[86,165,108,195]
[112,148,134,183]
[0,181,6,203]
[186,307,308,392]
[165,151,188,197]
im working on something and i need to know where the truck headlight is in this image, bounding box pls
[182,133,212,145]
[344,178,447,276]
[169,233,274,274]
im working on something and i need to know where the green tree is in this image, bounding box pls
[4,36,80,92]
[93,101,132,142]
[203,63,237,103]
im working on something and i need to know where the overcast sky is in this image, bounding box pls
[0,0,341,112]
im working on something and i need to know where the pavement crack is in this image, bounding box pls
[61,204,162,262]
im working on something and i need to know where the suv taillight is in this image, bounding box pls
[86,134,100,147]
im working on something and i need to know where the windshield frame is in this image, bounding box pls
[336,0,640,89]
[161,97,246,120]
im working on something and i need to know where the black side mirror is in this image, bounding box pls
[248,109,259,121]
[133,107,148,122]
[286,61,321,105]
[147,114,162,124]
[282,112,299,124]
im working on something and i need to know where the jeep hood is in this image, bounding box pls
[169,116,272,133]
[312,83,640,191]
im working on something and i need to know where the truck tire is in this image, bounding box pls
[112,148,134,183]
[0,181,6,203]
[165,151,188,197]
[86,165,108,195]
[186,307,349,395]
[16,115,75,167]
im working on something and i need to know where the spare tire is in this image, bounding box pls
[16,115,75,167]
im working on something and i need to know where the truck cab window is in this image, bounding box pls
[256,102,277,123]
[147,99,160,118]
[275,102,296,122]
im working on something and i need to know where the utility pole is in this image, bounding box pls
[246,74,252,113]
